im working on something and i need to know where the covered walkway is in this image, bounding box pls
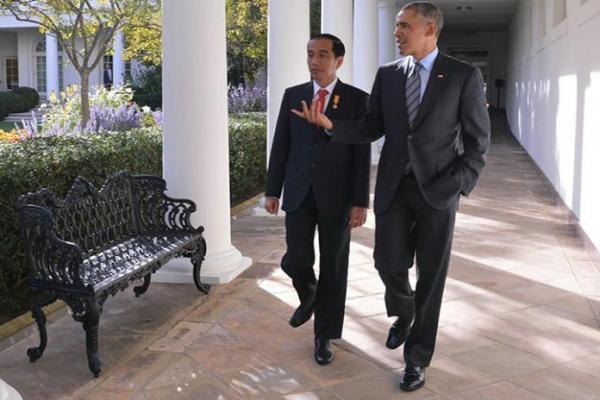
[1,112,600,399]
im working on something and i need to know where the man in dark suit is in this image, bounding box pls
[265,34,370,366]
[293,2,490,391]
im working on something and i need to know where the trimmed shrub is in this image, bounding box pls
[0,87,40,119]
[0,92,18,119]
[0,113,266,323]
[12,87,40,110]
[131,66,162,110]
[229,112,267,204]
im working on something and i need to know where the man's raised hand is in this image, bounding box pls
[291,97,334,130]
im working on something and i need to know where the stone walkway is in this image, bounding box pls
[2,112,600,399]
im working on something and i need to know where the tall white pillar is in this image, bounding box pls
[161,0,251,284]
[112,31,126,86]
[45,33,59,96]
[267,0,310,161]
[256,0,310,216]
[353,0,382,163]
[379,0,398,65]
[17,32,28,88]
[321,0,354,83]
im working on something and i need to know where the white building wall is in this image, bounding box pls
[506,0,600,251]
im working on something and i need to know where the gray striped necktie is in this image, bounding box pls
[405,61,423,129]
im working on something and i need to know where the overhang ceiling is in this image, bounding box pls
[396,0,519,33]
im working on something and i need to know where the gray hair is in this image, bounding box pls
[402,2,444,37]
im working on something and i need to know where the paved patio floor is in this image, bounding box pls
[2,112,600,399]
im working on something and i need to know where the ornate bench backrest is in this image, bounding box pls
[18,172,138,255]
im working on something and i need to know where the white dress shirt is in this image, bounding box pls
[313,78,338,112]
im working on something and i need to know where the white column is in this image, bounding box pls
[112,31,126,86]
[321,0,354,83]
[353,0,382,163]
[256,0,310,216]
[161,0,251,284]
[45,33,59,96]
[379,0,398,65]
[16,32,28,88]
[267,0,310,161]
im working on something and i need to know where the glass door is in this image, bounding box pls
[5,58,19,90]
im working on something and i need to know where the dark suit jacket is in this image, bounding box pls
[266,80,371,218]
[332,52,490,213]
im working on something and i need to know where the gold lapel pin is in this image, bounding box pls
[332,94,340,109]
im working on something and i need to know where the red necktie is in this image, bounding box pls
[317,88,329,113]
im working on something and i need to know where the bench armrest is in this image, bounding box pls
[137,192,204,234]
[19,205,86,288]
[132,175,204,234]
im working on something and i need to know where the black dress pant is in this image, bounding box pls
[281,187,351,339]
[374,173,457,367]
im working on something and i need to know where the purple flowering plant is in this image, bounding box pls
[228,85,266,113]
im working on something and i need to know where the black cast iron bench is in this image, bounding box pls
[17,172,210,377]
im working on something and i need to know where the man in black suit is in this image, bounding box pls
[293,2,490,391]
[265,34,370,366]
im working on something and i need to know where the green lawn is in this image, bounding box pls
[0,121,22,131]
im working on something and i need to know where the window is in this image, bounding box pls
[5,58,18,89]
[103,55,113,87]
[35,39,64,94]
[104,55,133,85]
[554,0,567,26]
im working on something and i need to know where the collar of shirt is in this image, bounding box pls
[412,47,438,101]
[313,78,338,111]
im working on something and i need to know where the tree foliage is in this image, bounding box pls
[226,0,267,86]
[121,0,161,65]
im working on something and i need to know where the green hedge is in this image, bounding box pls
[229,112,267,204]
[0,113,266,323]
[0,87,40,119]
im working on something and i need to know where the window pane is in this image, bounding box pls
[6,58,19,89]
[37,56,46,93]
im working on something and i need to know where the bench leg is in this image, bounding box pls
[133,274,151,297]
[191,240,210,294]
[83,303,101,378]
[27,297,48,362]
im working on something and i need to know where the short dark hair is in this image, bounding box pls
[309,33,346,58]
[402,2,444,37]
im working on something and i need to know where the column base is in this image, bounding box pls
[154,245,252,285]
[0,379,22,400]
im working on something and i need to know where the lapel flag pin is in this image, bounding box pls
[332,94,340,109]
[437,74,444,79]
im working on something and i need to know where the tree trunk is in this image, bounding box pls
[80,70,90,132]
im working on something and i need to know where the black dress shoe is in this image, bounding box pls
[400,364,425,391]
[289,304,314,328]
[314,337,334,365]
[385,317,411,349]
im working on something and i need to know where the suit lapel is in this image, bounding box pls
[411,53,449,130]
[324,79,344,120]
[396,59,410,130]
